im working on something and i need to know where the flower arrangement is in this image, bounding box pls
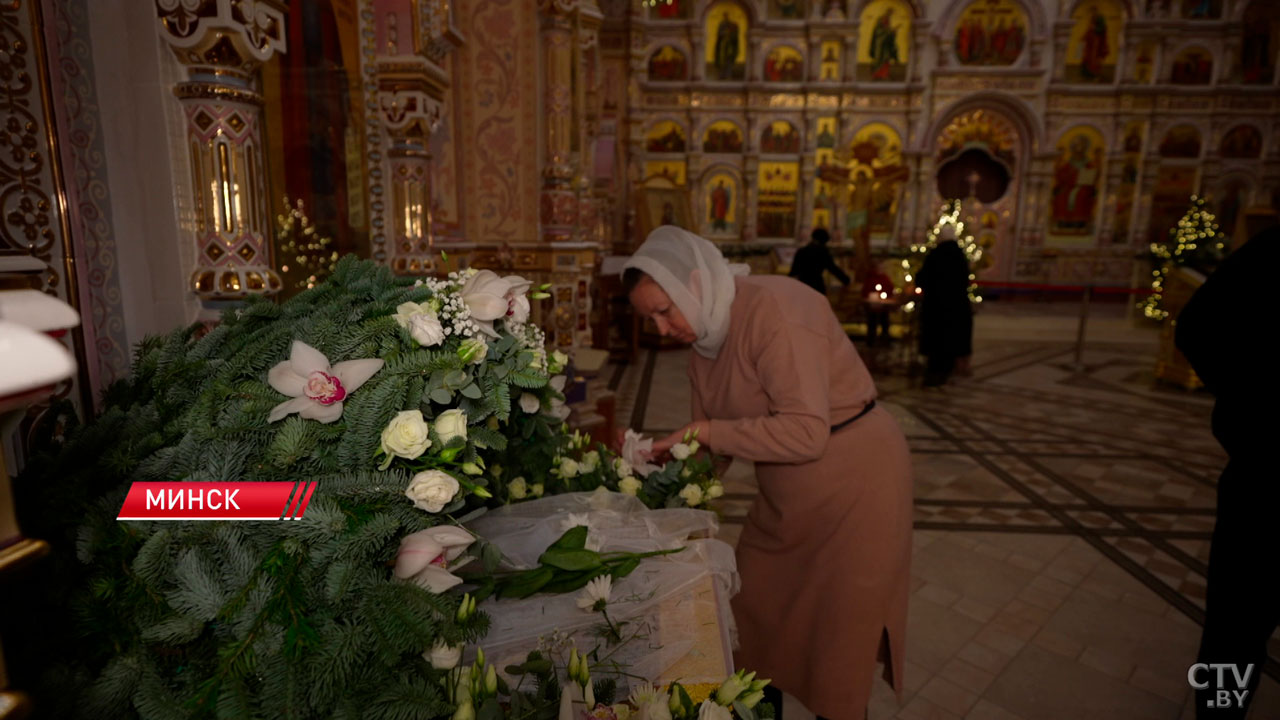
[10,257,741,720]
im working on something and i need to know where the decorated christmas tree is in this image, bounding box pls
[277,197,339,292]
[900,200,984,312]
[1141,195,1226,320]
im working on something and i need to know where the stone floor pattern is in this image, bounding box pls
[602,336,1280,720]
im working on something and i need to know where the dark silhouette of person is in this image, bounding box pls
[788,227,850,295]
[1176,224,1280,720]
[916,225,972,387]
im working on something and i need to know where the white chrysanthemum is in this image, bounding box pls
[576,574,612,611]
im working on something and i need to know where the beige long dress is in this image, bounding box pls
[690,275,913,719]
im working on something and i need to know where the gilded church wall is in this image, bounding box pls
[618,0,1280,287]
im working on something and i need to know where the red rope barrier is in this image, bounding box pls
[974,280,1155,295]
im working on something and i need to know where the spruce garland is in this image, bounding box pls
[6,257,723,720]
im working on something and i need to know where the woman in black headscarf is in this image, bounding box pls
[916,224,972,387]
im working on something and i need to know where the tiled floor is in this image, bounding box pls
[602,303,1280,720]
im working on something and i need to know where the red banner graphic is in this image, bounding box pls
[117,481,317,521]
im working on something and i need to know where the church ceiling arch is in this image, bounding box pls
[923,92,1042,158]
[1064,0,1127,83]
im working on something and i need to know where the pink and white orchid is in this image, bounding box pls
[267,340,383,424]
[393,525,476,594]
[621,429,662,477]
[459,270,532,338]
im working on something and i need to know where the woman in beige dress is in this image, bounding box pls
[623,227,913,719]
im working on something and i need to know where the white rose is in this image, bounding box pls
[434,409,468,444]
[380,410,432,462]
[687,440,700,454]
[618,477,642,496]
[678,483,704,507]
[427,640,462,670]
[580,450,600,473]
[393,302,445,347]
[458,337,488,365]
[530,483,544,498]
[670,443,692,461]
[508,476,528,499]
[697,700,732,720]
[706,481,725,499]
[406,470,461,513]
[613,457,633,478]
[558,457,580,478]
[519,393,541,413]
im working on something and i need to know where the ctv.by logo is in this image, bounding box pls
[1188,663,1254,709]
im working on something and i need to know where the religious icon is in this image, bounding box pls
[954,0,1027,66]
[1219,125,1262,159]
[1170,48,1213,84]
[706,3,747,81]
[820,40,842,80]
[761,121,801,154]
[706,175,737,234]
[771,0,805,19]
[822,0,846,19]
[764,46,805,82]
[757,162,800,237]
[1158,125,1201,158]
[1132,40,1156,82]
[703,121,744,153]
[817,118,837,148]
[648,46,688,81]
[646,121,687,153]
[1066,2,1121,83]
[661,202,676,225]
[1050,128,1104,235]
[636,186,692,237]
[1182,0,1222,19]
[652,0,690,19]
[1241,2,1280,84]
[857,0,911,81]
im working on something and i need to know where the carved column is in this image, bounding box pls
[541,0,578,243]
[156,0,288,305]
[370,1,460,274]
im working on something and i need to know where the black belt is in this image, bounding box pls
[831,400,876,433]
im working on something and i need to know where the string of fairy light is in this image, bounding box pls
[1140,194,1223,320]
[899,200,984,312]
[277,197,339,291]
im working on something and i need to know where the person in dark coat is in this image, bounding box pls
[915,225,972,387]
[1175,226,1279,720]
[789,228,850,295]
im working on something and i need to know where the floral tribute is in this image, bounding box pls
[11,257,762,720]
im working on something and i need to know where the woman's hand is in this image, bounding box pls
[651,420,711,457]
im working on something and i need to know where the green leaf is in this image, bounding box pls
[537,548,602,572]
[541,568,606,594]
[478,698,504,720]
[548,525,588,551]
[460,383,482,399]
[498,566,554,599]
[429,388,452,404]
[610,556,641,579]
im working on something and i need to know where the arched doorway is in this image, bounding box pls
[931,108,1022,280]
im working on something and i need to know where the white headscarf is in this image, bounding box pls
[623,226,750,359]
